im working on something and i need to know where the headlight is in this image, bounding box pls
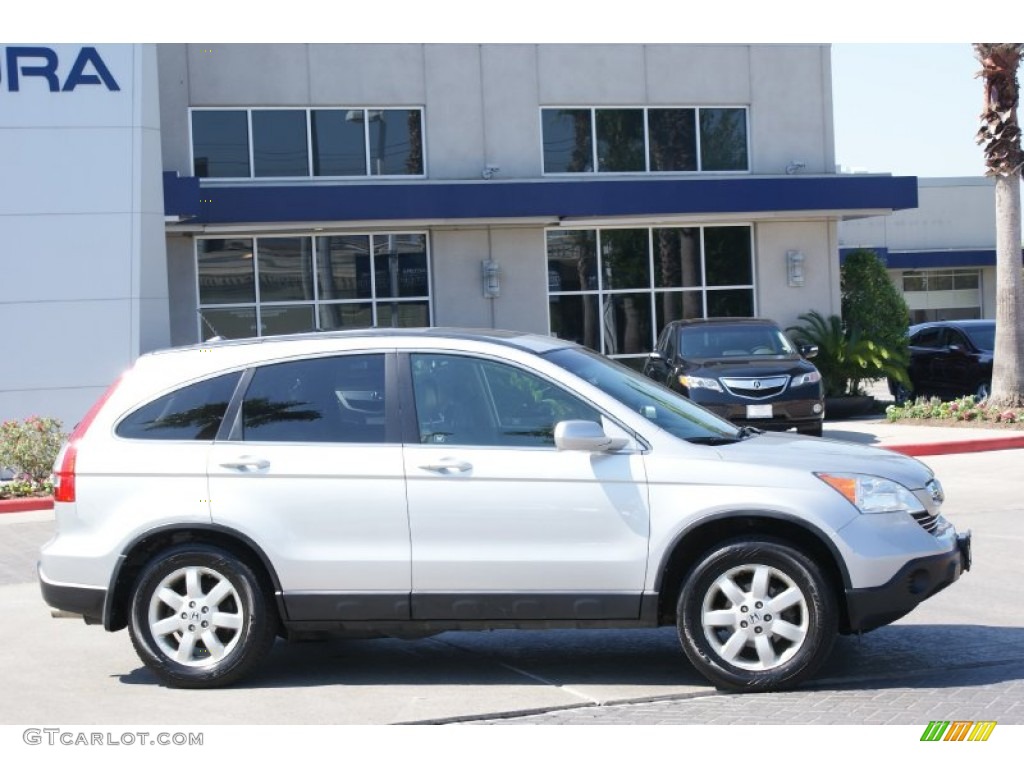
[816,473,925,514]
[791,370,821,387]
[678,375,723,392]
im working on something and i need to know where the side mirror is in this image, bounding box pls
[799,344,818,359]
[554,420,629,452]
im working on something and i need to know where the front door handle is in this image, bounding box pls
[418,459,472,474]
[219,456,270,471]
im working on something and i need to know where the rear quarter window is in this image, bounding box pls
[115,372,242,440]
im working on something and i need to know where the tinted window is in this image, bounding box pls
[649,109,697,172]
[542,109,593,173]
[596,109,645,172]
[117,372,242,440]
[699,108,749,171]
[311,109,367,176]
[911,328,943,348]
[252,110,309,177]
[411,354,600,447]
[241,355,387,443]
[963,324,995,351]
[192,110,250,178]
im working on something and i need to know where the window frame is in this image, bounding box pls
[189,106,427,181]
[540,105,751,176]
[195,231,433,341]
[545,224,757,366]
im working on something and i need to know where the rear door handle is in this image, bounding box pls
[418,459,472,474]
[219,456,270,471]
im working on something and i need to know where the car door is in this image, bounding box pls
[207,351,411,622]
[401,352,650,621]
[908,327,944,393]
[940,328,975,395]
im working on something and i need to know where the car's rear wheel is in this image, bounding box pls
[128,544,277,688]
[677,538,837,692]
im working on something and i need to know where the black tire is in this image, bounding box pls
[676,538,837,692]
[128,544,277,688]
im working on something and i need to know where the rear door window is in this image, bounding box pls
[239,354,388,443]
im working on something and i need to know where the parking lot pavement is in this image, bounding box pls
[2,450,1021,728]
[462,662,1024,724]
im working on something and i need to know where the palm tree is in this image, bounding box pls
[974,43,1024,407]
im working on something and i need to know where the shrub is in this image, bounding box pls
[0,416,67,498]
[788,311,910,397]
[841,248,911,358]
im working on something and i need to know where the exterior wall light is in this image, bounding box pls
[482,259,501,298]
[786,250,805,287]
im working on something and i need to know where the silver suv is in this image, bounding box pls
[39,328,971,691]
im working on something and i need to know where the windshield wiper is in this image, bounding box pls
[736,426,764,438]
[686,435,741,445]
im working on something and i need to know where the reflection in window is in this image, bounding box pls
[190,107,425,179]
[596,109,645,172]
[312,109,367,176]
[242,355,387,443]
[116,373,242,440]
[699,108,748,171]
[252,110,309,177]
[257,237,314,302]
[198,239,256,305]
[548,226,754,365]
[542,109,593,173]
[649,109,697,171]
[192,110,250,178]
[543,106,748,174]
[197,232,431,340]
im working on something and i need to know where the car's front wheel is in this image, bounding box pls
[128,544,277,688]
[676,538,837,692]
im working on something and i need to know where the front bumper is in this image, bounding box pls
[844,530,971,633]
[700,398,824,431]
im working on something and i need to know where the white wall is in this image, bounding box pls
[840,177,996,251]
[0,44,168,428]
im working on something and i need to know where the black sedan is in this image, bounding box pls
[643,318,825,436]
[890,319,995,404]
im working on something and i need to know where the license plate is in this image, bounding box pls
[746,404,772,419]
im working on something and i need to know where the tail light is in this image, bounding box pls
[53,377,122,503]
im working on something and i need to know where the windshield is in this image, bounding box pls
[678,324,796,358]
[544,347,742,443]
[963,323,995,352]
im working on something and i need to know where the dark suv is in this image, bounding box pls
[890,319,995,404]
[643,318,825,436]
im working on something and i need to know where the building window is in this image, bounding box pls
[190,108,425,180]
[542,107,749,175]
[900,269,982,323]
[547,226,755,367]
[197,233,430,340]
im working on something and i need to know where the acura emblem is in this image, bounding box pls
[753,380,762,389]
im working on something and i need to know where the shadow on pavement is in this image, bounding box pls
[117,624,1024,693]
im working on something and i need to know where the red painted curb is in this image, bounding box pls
[0,496,54,514]
[888,435,1024,457]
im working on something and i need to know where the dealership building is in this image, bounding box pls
[2,43,928,427]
